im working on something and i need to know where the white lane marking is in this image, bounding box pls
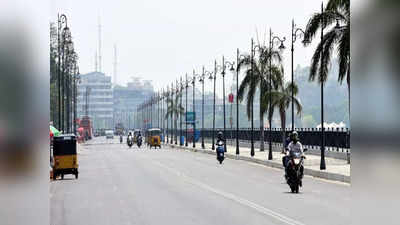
[153,161,306,225]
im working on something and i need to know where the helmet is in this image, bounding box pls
[217,131,223,139]
[291,131,299,141]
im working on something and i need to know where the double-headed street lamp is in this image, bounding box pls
[291,20,310,131]
[191,70,198,148]
[185,73,189,147]
[209,61,217,150]
[170,82,174,144]
[268,29,286,160]
[57,14,68,131]
[235,49,247,155]
[200,67,213,149]
[180,77,184,146]
[220,56,235,153]
[175,79,179,145]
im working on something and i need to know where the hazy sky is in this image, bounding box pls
[51,0,326,92]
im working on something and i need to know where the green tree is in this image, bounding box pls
[238,45,283,151]
[262,81,302,151]
[303,0,350,114]
[165,92,184,141]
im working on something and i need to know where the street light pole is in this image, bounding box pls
[220,56,235,153]
[291,19,309,131]
[250,39,255,157]
[212,60,217,150]
[170,82,174,144]
[185,74,189,147]
[57,14,68,131]
[201,67,205,149]
[192,70,196,148]
[174,80,179,145]
[166,86,169,144]
[320,2,326,170]
[268,28,286,160]
[235,49,246,156]
[180,77,183,146]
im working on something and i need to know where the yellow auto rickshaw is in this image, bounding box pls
[52,134,78,180]
[147,128,162,149]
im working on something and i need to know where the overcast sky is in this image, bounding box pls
[51,0,326,93]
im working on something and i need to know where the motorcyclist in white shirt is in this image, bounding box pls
[284,131,305,182]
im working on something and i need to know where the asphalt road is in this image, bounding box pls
[50,137,350,225]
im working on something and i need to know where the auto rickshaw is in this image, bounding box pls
[147,128,162,149]
[52,134,78,180]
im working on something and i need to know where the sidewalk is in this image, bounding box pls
[166,141,350,183]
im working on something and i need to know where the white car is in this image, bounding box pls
[105,130,114,139]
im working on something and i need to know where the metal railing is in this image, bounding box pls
[164,127,350,153]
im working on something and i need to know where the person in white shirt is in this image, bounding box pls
[284,131,305,183]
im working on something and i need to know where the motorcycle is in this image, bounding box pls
[216,140,225,164]
[285,149,307,193]
[127,136,133,148]
[137,136,142,148]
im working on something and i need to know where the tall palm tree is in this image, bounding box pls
[263,81,302,151]
[238,46,283,151]
[165,92,184,142]
[304,0,350,114]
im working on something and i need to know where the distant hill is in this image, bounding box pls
[292,60,349,128]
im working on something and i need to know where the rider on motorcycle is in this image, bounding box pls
[284,131,305,183]
[127,132,133,143]
[216,131,225,147]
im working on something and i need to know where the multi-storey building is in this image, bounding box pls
[77,72,114,130]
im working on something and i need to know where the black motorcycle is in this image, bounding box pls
[137,136,142,148]
[285,149,307,193]
[216,140,225,164]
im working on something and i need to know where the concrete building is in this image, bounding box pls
[77,72,114,130]
[113,78,154,129]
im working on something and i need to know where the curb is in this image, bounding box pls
[165,144,350,184]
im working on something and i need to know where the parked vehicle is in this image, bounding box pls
[52,134,78,180]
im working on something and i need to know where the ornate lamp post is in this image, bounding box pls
[185,73,189,147]
[209,61,217,150]
[170,82,174,144]
[180,77,184,146]
[235,49,247,155]
[201,67,213,149]
[268,29,286,160]
[175,79,179,145]
[220,56,235,152]
[192,70,198,148]
[291,20,310,131]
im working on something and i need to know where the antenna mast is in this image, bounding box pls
[98,17,102,73]
[95,51,98,72]
[113,44,117,85]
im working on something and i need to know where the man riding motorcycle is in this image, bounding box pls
[284,131,305,185]
[136,131,143,147]
[127,132,133,146]
[216,131,225,164]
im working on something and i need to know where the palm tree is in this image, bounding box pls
[303,0,350,113]
[263,81,302,152]
[238,45,283,151]
[165,92,184,142]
